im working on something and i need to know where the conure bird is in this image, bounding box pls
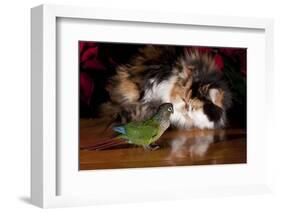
[84,103,174,150]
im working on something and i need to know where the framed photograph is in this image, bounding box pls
[31,4,274,208]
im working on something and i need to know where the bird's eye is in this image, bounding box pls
[168,107,173,111]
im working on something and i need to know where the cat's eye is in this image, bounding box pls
[168,107,173,112]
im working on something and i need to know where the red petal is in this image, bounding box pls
[80,72,94,105]
[81,47,99,63]
[214,54,224,71]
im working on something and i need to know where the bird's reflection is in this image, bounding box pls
[166,131,225,164]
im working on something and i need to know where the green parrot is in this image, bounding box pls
[113,103,174,150]
[85,103,174,151]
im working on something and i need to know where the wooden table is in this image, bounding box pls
[79,119,246,170]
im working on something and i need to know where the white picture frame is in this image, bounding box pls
[31,4,274,208]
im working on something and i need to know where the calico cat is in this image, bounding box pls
[100,45,232,129]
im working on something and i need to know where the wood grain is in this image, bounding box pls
[79,119,246,170]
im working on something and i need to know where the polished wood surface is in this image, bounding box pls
[79,119,246,170]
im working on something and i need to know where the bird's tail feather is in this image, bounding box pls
[81,136,126,151]
[113,126,126,134]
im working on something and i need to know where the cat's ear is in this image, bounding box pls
[209,88,224,108]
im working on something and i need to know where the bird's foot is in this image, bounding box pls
[143,144,160,151]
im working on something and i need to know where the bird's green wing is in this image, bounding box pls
[124,119,160,145]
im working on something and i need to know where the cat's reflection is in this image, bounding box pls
[166,131,225,164]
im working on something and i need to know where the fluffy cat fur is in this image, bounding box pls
[100,45,232,129]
